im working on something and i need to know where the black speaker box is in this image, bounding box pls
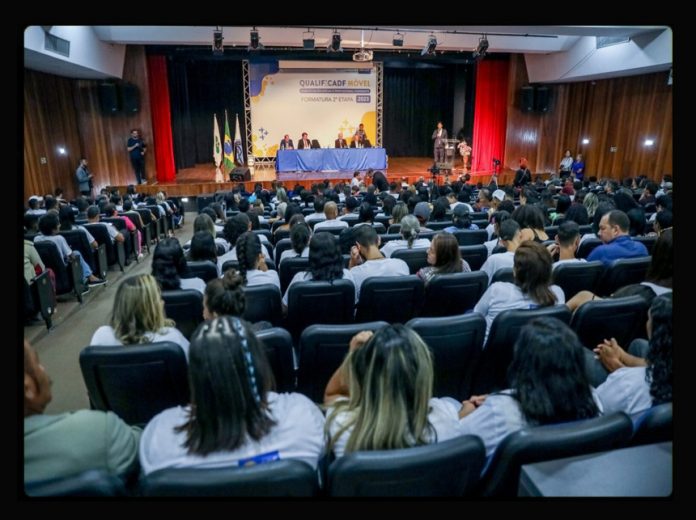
[98,83,120,114]
[535,86,550,113]
[229,167,251,182]
[121,83,140,113]
[520,86,534,113]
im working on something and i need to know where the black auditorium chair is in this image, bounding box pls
[221,259,239,274]
[34,241,85,303]
[279,257,310,294]
[255,327,297,393]
[59,228,107,280]
[453,229,488,246]
[570,295,648,351]
[79,342,189,427]
[480,412,633,497]
[286,280,355,339]
[83,223,126,272]
[551,260,604,299]
[327,435,486,497]
[391,248,429,274]
[184,260,218,283]
[471,306,572,395]
[577,237,602,259]
[458,245,489,271]
[242,284,282,327]
[421,271,488,317]
[490,267,514,284]
[596,256,651,296]
[140,460,317,497]
[161,289,204,340]
[355,276,424,324]
[632,235,657,255]
[630,403,672,446]
[297,322,388,403]
[25,470,127,497]
[406,313,486,400]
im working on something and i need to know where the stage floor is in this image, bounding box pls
[112,158,512,197]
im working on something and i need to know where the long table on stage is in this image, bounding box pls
[276,148,387,172]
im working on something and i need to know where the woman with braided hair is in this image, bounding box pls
[138,316,325,474]
[235,231,280,290]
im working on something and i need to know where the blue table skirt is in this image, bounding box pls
[276,148,387,172]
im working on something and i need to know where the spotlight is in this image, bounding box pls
[249,27,263,51]
[421,34,437,56]
[393,32,404,47]
[303,29,315,50]
[329,30,342,52]
[213,27,223,55]
[472,35,489,60]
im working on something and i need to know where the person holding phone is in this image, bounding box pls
[348,225,409,302]
[127,129,147,185]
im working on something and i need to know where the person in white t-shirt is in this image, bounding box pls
[282,231,357,310]
[479,219,522,284]
[139,316,325,474]
[348,225,409,301]
[236,231,281,290]
[475,241,566,344]
[549,221,586,270]
[379,214,431,258]
[152,238,206,294]
[313,201,349,231]
[458,318,602,459]
[90,274,190,359]
[594,293,672,417]
[325,324,465,458]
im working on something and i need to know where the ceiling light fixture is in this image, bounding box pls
[472,35,489,60]
[393,32,404,47]
[212,26,223,55]
[421,34,437,56]
[249,27,263,51]
[302,29,315,50]
[329,29,342,52]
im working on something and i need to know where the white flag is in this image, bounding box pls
[213,113,222,167]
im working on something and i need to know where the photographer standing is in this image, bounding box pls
[514,157,532,187]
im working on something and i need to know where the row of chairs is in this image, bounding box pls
[26,405,671,497]
[80,295,650,430]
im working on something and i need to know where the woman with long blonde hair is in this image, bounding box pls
[324,325,463,457]
[89,273,189,358]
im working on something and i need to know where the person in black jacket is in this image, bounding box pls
[514,157,532,187]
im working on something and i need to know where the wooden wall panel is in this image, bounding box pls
[24,45,154,202]
[503,54,672,181]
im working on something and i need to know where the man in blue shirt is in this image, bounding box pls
[587,210,648,266]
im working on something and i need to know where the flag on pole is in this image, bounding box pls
[213,113,222,167]
[223,111,234,173]
[213,113,224,183]
[234,113,245,167]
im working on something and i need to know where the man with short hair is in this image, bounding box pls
[75,158,94,197]
[126,129,147,185]
[550,221,586,270]
[587,210,649,267]
[479,219,522,284]
[348,225,409,301]
[334,132,348,149]
[297,132,312,150]
[314,201,349,230]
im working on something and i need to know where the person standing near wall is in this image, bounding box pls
[75,158,93,197]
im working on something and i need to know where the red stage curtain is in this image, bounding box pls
[471,59,509,175]
[146,55,176,183]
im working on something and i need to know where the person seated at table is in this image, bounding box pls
[335,132,348,149]
[279,134,294,150]
[350,134,372,148]
[297,132,312,150]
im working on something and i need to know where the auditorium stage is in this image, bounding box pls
[112,157,516,198]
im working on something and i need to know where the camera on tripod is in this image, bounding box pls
[492,158,501,166]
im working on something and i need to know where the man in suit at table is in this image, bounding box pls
[279,134,294,150]
[335,132,348,149]
[297,132,312,150]
[351,134,372,148]
[432,121,448,164]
